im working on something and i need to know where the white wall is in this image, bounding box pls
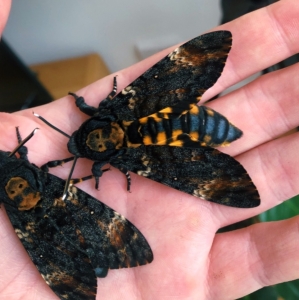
[3,1,221,72]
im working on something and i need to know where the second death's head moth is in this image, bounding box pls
[0,128,153,300]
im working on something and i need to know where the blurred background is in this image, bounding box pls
[1,1,299,299]
[3,1,221,72]
[1,1,221,110]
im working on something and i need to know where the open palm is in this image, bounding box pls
[1,1,299,299]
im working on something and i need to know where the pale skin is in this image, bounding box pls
[1,0,299,299]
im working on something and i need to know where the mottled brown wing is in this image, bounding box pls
[105,31,232,121]
[2,171,153,298]
[61,182,153,270]
[3,198,97,300]
[110,145,260,208]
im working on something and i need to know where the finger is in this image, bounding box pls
[118,0,299,102]
[238,132,299,211]
[0,207,55,300]
[209,131,299,227]
[207,0,299,99]
[207,216,299,299]
[18,1,299,131]
[0,0,11,35]
[208,62,299,156]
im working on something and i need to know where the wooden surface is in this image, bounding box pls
[30,53,110,100]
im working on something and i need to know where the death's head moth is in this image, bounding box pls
[36,31,260,208]
[0,128,153,299]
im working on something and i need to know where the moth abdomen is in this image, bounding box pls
[194,105,242,147]
[124,105,242,148]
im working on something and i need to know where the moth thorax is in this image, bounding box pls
[86,122,125,152]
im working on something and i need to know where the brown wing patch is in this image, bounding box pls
[41,266,96,299]
[169,33,231,69]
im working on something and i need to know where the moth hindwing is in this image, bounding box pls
[0,128,153,300]
[38,30,260,208]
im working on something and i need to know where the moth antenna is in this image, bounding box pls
[9,128,39,157]
[33,112,71,138]
[62,156,78,200]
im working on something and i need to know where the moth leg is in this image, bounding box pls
[70,174,94,185]
[70,168,110,185]
[69,92,98,116]
[104,76,117,101]
[96,76,118,110]
[16,126,22,143]
[40,157,74,172]
[15,127,29,160]
[118,167,131,192]
[92,162,109,189]
[70,76,118,116]
[17,146,28,160]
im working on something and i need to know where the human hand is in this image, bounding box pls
[1,0,299,299]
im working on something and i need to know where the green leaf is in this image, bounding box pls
[275,279,299,300]
[259,195,299,222]
[238,286,278,300]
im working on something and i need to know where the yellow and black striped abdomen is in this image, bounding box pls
[125,105,242,148]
